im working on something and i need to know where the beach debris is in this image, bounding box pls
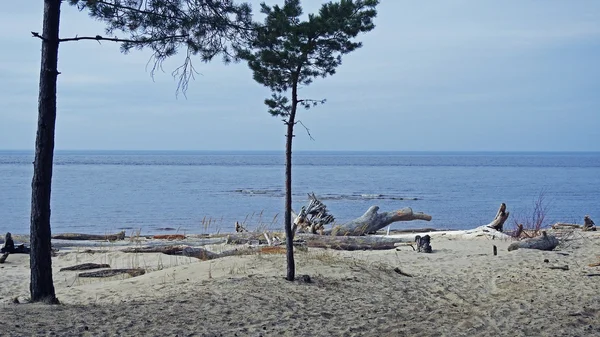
[393,267,413,277]
[298,234,405,251]
[293,193,335,236]
[235,221,247,233]
[152,234,186,240]
[507,231,559,252]
[0,252,8,264]
[60,263,110,271]
[1,232,31,256]
[548,265,569,271]
[415,235,432,253]
[122,245,188,255]
[493,245,498,256]
[327,206,432,236]
[486,203,510,232]
[583,215,596,231]
[551,223,582,230]
[551,216,596,231]
[291,193,432,237]
[78,268,145,278]
[52,231,125,241]
[298,274,312,283]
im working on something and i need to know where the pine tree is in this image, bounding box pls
[237,0,378,281]
[29,0,254,302]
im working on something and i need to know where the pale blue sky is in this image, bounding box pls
[1,1,599,151]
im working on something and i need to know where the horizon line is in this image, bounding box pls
[1,149,599,154]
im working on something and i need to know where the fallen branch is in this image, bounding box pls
[60,263,110,271]
[52,231,125,241]
[78,268,145,278]
[548,265,569,271]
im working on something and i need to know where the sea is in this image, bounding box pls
[0,150,598,236]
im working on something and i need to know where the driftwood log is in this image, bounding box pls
[507,231,559,251]
[78,268,145,278]
[487,203,510,232]
[325,206,432,236]
[121,245,188,255]
[298,234,405,251]
[121,245,267,260]
[0,253,8,264]
[60,263,110,271]
[52,231,126,241]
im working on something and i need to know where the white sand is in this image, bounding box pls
[1,229,600,336]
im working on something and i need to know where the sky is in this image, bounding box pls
[1,1,599,152]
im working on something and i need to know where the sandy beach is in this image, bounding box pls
[1,228,599,337]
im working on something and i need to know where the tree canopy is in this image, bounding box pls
[68,0,254,94]
[237,0,378,117]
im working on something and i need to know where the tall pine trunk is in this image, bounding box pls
[284,83,299,281]
[30,0,61,304]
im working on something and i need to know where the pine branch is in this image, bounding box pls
[297,120,315,141]
[32,31,188,44]
[57,34,188,43]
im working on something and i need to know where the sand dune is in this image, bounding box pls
[1,229,600,336]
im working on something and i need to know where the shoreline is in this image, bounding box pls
[2,226,599,336]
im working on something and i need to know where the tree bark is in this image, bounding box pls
[283,80,299,281]
[325,206,432,236]
[30,0,61,304]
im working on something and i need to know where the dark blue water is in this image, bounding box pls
[1,151,599,235]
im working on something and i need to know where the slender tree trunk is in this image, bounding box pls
[284,82,299,281]
[30,0,61,304]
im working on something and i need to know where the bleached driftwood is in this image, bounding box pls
[507,231,559,252]
[551,223,581,230]
[325,206,432,236]
[293,193,335,235]
[487,203,510,232]
[52,231,125,241]
[121,244,266,260]
[297,234,405,251]
[181,247,262,260]
[121,245,188,255]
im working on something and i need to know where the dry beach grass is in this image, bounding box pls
[1,229,600,337]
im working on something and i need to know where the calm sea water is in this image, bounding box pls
[0,151,599,235]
